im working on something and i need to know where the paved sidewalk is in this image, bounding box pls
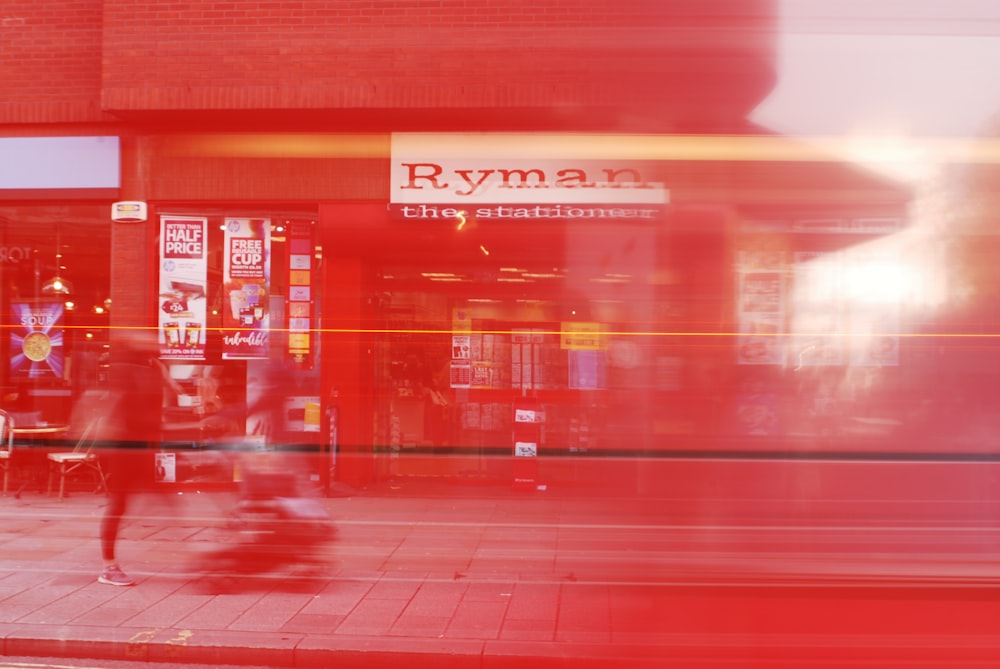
[2,478,1000,668]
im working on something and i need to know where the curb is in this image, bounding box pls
[2,625,676,668]
[9,627,1000,668]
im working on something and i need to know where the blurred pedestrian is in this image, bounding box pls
[245,359,294,446]
[97,329,172,586]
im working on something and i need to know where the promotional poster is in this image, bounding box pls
[737,270,785,366]
[286,221,314,368]
[9,301,64,379]
[222,218,271,359]
[158,216,208,360]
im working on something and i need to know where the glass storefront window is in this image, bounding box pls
[362,216,677,478]
[0,204,111,428]
[153,211,323,470]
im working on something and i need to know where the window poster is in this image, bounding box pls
[10,301,64,379]
[450,360,471,388]
[789,252,846,367]
[736,270,785,365]
[222,218,271,359]
[158,216,208,360]
[568,349,605,390]
[287,221,314,368]
[851,307,900,367]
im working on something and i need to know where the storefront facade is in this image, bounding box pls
[3,0,936,494]
[0,129,911,493]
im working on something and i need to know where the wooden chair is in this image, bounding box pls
[47,417,108,501]
[0,409,12,495]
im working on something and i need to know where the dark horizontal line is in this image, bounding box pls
[388,445,1000,463]
[20,439,1000,464]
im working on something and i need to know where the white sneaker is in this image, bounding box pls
[98,564,135,586]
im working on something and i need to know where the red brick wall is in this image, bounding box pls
[99,0,776,129]
[0,0,776,129]
[0,0,107,124]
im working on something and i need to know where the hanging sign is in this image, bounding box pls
[222,218,271,359]
[560,321,605,350]
[158,216,208,360]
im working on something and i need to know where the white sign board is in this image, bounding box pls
[390,133,668,220]
[0,136,119,190]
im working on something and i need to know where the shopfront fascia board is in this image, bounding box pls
[0,136,120,200]
[139,132,913,216]
[389,133,672,222]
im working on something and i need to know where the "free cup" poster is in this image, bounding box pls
[222,218,271,359]
[159,216,208,360]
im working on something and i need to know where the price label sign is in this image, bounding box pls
[515,409,537,423]
[514,442,537,457]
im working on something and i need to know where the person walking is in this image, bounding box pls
[97,330,172,586]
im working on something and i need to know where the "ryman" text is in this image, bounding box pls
[400,163,655,197]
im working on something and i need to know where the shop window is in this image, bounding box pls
[154,212,323,455]
[0,205,111,428]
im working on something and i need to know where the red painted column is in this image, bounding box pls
[319,246,375,488]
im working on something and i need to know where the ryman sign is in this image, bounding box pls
[390,134,669,221]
